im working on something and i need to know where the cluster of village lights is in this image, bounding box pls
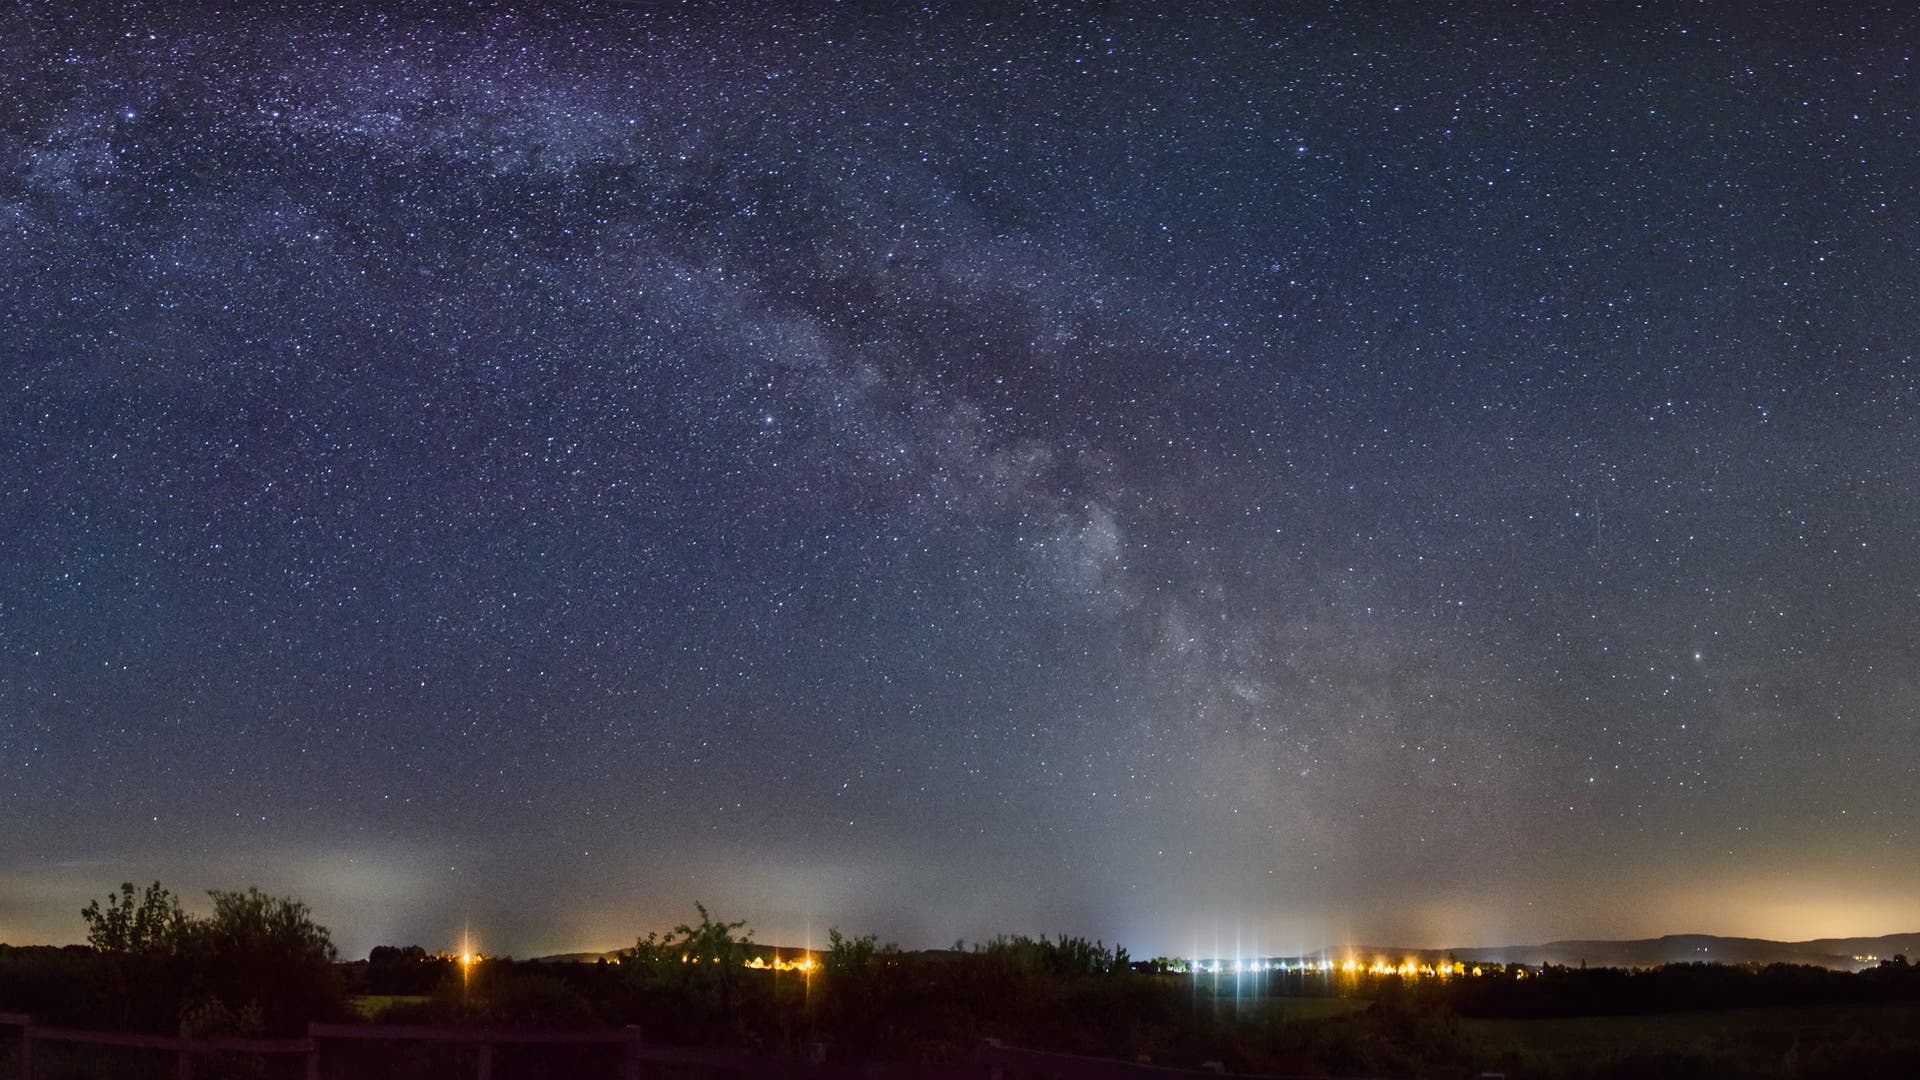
[445,950,816,972]
[743,955,817,972]
[1189,958,1526,979]
[608,953,817,972]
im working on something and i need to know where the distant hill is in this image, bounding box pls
[1447,932,1920,971]
[1269,933,1920,972]
[528,951,620,964]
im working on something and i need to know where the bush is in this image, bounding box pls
[78,881,347,1035]
[191,887,347,1035]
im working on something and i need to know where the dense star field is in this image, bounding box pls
[3,3,1916,959]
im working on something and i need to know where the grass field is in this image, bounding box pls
[1269,996,1372,1022]
[348,994,432,1019]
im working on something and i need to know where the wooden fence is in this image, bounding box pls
[0,1014,646,1080]
[0,1013,1377,1079]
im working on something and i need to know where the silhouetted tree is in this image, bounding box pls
[368,945,449,994]
[614,903,762,1041]
[81,881,194,1029]
[673,902,752,1025]
[79,881,346,1035]
[82,881,191,956]
[825,928,877,977]
[191,887,345,1035]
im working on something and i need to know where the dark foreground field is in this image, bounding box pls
[1466,999,1920,1079]
[7,995,1920,1078]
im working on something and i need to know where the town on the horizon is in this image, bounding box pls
[411,928,1920,976]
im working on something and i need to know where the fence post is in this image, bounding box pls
[476,1041,493,1080]
[305,1023,322,1080]
[176,1047,193,1080]
[622,1025,643,1080]
[19,1023,32,1080]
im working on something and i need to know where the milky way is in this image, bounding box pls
[3,3,1916,958]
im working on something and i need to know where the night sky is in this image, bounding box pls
[4,2,1917,961]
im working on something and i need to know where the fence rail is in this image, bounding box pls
[0,1014,1361,1079]
[307,1021,640,1045]
[0,1015,643,1080]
